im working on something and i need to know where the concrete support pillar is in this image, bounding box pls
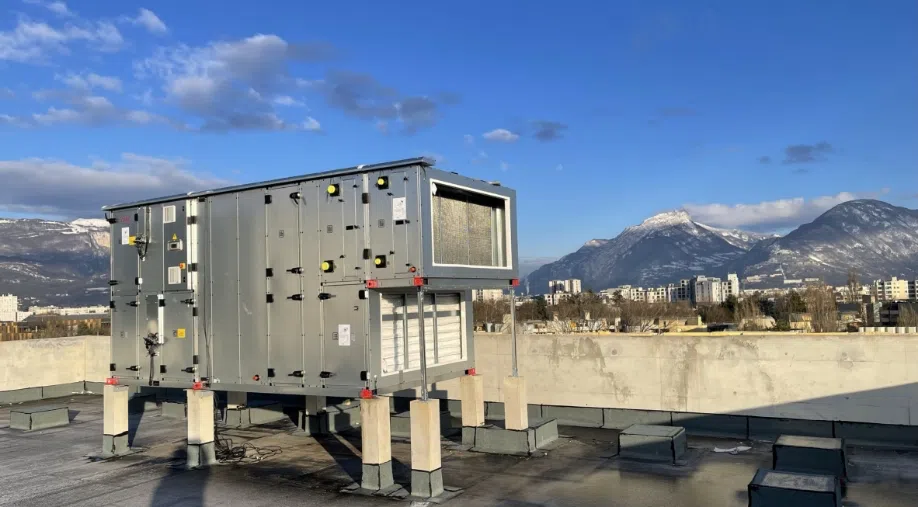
[410,399,444,498]
[102,384,129,457]
[226,390,247,409]
[460,374,485,428]
[186,389,216,469]
[503,376,529,431]
[304,395,327,416]
[360,396,394,491]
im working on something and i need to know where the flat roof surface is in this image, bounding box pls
[2,395,918,506]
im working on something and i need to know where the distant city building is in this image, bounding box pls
[910,279,918,300]
[472,289,505,302]
[874,277,910,301]
[694,276,724,304]
[722,273,740,299]
[28,305,110,316]
[0,294,18,322]
[548,279,582,295]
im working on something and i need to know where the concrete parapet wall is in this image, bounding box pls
[422,333,918,427]
[4,333,918,428]
[0,336,109,393]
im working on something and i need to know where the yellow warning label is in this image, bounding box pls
[175,328,186,339]
[128,236,136,245]
[171,233,178,241]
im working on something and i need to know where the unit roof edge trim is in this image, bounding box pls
[102,157,435,211]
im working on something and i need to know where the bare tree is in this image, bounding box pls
[473,300,510,328]
[805,284,838,332]
[898,305,918,327]
[846,268,861,304]
[735,296,765,329]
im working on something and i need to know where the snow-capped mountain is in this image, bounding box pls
[527,200,918,293]
[731,200,918,286]
[0,218,110,307]
[697,224,780,251]
[526,210,766,292]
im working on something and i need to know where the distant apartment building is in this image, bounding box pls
[693,276,724,304]
[28,305,111,316]
[0,294,18,322]
[542,292,574,305]
[722,273,740,299]
[874,277,911,301]
[472,289,505,302]
[910,279,918,300]
[548,279,582,295]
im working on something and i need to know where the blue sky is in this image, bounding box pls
[1,0,916,258]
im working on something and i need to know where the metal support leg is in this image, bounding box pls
[418,286,429,401]
[510,287,518,377]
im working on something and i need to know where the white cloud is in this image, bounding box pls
[130,8,168,35]
[58,72,123,92]
[482,128,519,143]
[302,117,321,131]
[683,190,887,230]
[500,161,510,171]
[47,2,72,16]
[273,95,303,107]
[133,34,332,131]
[0,153,227,216]
[0,18,123,62]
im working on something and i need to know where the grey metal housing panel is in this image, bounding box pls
[110,295,139,378]
[206,194,240,385]
[236,191,269,385]
[266,185,305,386]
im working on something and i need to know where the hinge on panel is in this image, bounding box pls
[192,355,198,365]
[266,294,274,303]
[109,300,115,309]
[266,268,274,277]
[159,299,166,307]
[106,217,118,224]
[360,371,368,381]
[197,196,207,202]
[192,307,198,317]
[160,365,167,374]
[363,248,371,260]
[265,195,272,204]
[267,368,275,378]
[186,216,197,225]
[189,263,198,272]
[110,363,116,372]
[362,192,370,204]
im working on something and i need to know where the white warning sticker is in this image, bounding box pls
[121,226,130,245]
[392,197,407,221]
[338,324,351,346]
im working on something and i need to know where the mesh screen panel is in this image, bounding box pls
[467,202,493,266]
[434,195,469,265]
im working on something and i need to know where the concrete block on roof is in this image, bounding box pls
[10,404,70,431]
[466,418,558,456]
[748,468,841,507]
[773,435,846,478]
[619,425,687,463]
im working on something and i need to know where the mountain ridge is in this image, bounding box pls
[527,199,918,292]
